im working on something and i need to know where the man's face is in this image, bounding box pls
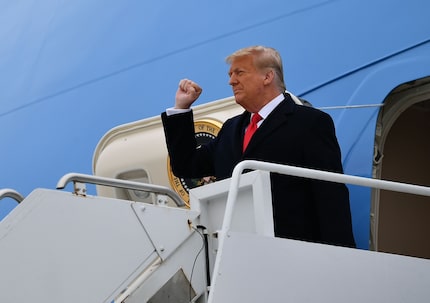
[228,55,266,112]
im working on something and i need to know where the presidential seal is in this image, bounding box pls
[167,119,222,207]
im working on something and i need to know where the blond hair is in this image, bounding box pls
[226,46,286,92]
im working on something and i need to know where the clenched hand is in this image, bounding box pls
[175,79,202,109]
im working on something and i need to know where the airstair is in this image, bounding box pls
[1,161,430,302]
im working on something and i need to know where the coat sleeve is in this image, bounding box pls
[304,111,356,247]
[161,111,215,178]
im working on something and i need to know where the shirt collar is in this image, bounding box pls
[257,93,284,120]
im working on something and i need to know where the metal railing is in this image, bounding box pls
[222,160,430,233]
[56,173,185,207]
[0,189,25,203]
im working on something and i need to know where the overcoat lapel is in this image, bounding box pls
[243,95,296,154]
[234,111,251,157]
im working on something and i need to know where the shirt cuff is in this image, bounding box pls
[165,107,192,116]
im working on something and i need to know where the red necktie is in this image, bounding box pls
[243,113,262,152]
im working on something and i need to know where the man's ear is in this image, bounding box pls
[263,69,275,85]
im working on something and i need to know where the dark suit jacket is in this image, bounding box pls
[162,94,356,247]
